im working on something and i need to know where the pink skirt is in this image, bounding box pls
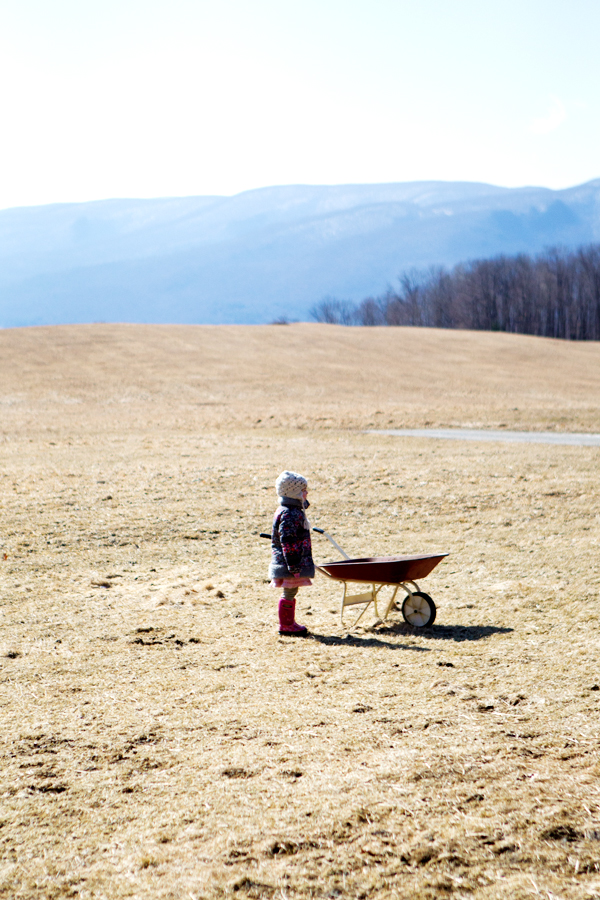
[271,577,313,588]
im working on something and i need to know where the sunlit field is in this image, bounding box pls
[1,324,600,900]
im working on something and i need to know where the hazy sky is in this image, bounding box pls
[1,0,599,209]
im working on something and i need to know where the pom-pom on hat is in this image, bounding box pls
[276,470,307,500]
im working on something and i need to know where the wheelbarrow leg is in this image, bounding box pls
[340,582,376,629]
[382,585,401,621]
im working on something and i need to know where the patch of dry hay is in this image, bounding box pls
[0,322,599,435]
[1,325,599,899]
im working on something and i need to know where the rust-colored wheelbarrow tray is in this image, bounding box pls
[316,550,449,629]
[317,553,448,585]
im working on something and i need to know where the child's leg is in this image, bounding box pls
[278,587,308,635]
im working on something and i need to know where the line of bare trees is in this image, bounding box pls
[311,244,600,340]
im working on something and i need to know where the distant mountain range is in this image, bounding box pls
[1,179,599,326]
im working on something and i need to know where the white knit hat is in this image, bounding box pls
[275,470,308,500]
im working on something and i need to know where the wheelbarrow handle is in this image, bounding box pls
[260,528,331,538]
[260,528,350,562]
[312,528,350,560]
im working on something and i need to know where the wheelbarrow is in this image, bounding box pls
[260,527,448,629]
[313,528,447,628]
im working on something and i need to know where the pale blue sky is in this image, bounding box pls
[1,0,599,209]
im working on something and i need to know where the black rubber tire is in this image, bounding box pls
[401,591,436,627]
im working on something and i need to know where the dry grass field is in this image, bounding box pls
[1,323,600,900]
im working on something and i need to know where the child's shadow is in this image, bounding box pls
[372,622,514,642]
[308,633,430,651]
[308,623,513,648]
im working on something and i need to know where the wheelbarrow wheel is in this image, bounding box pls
[402,591,436,627]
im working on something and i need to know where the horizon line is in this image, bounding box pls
[2,175,600,215]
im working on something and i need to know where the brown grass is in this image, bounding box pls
[1,323,600,900]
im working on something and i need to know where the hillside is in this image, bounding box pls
[1,322,600,434]
[1,324,600,899]
[1,179,599,327]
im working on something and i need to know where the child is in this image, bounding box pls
[269,471,315,636]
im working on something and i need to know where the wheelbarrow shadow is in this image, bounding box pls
[371,622,514,642]
[307,633,431,651]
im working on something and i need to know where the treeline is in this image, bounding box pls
[311,244,600,340]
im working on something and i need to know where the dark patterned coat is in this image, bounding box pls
[269,498,315,579]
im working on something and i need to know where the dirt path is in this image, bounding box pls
[369,427,600,445]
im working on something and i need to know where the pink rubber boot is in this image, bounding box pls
[278,598,308,636]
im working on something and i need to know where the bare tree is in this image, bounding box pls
[310,243,600,340]
[310,297,357,325]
